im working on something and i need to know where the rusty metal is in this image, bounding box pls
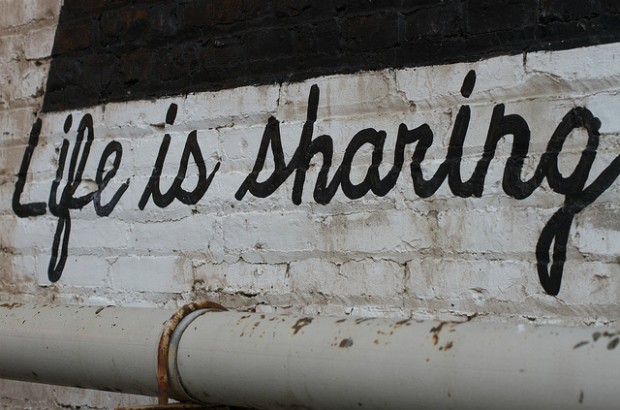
[157,301,227,405]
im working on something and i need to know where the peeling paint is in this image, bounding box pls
[292,317,313,335]
[430,322,448,346]
[0,303,23,309]
[339,338,354,348]
[573,341,589,349]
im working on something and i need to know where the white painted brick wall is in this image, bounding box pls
[3,44,620,322]
[0,1,159,407]
[2,1,620,408]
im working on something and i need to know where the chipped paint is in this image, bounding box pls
[430,322,448,346]
[573,341,589,349]
[339,338,354,348]
[291,317,313,335]
[393,318,412,328]
[0,303,24,309]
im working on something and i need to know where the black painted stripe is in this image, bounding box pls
[43,0,620,112]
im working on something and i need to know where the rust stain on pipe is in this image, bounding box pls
[393,318,412,328]
[0,303,23,309]
[157,301,227,405]
[430,322,447,346]
[573,341,589,349]
[292,317,313,335]
[339,338,354,348]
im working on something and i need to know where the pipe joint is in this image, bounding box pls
[157,301,227,405]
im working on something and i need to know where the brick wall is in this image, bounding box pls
[44,0,620,111]
[2,1,620,408]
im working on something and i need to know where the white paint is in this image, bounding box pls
[3,304,620,410]
[2,1,620,407]
[2,34,620,322]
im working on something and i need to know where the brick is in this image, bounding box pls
[244,27,295,60]
[60,0,131,18]
[539,0,602,22]
[0,0,58,31]
[405,3,463,41]
[193,261,290,294]
[207,0,245,25]
[290,258,405,301]
[52,18,93,53]
[131,215,219,252]
[0,33,23,64]
[465,0,538,34]
[117,47,159,91]
[24,25,56,60]
[342,11,400,51]
[274,0,313,18]
[180,0,209,28]
[330,0,403,13]
[68,217,132,250]
[45,254,110,287]
[220,210,317,254]
[100,7,151,48]
[111,255,188,292]
[406,258,529,302]
[552,261,620,305]
[147,3,180,39]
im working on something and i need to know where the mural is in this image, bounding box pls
[12,69,620,295]
[4,1,620,408]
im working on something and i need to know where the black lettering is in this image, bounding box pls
[12,70,620,296]
[236,75,620,296]
[339,129,386,199]
[238,85,420,205]
[48,114,95,282]
[409,72,480,198]
[536,107,607,295]
[13,118,47,217]
[139,104,220,209]
[94,141,129,216]
[236,85,321,205]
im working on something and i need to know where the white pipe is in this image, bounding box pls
[0,304,173,396]
[177,312,620,409]
[1,303,619,409]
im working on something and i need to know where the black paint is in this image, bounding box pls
[12,119,46,217]
[236,74,620,296]
[94,141,129,217]
[138,104,221,209]
[13,114,130,282]
[43,0,620,112]
[460,70,476,98]
[13,102,222,282]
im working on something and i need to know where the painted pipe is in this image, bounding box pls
[1,303,619,409]
[0,303,172,396]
